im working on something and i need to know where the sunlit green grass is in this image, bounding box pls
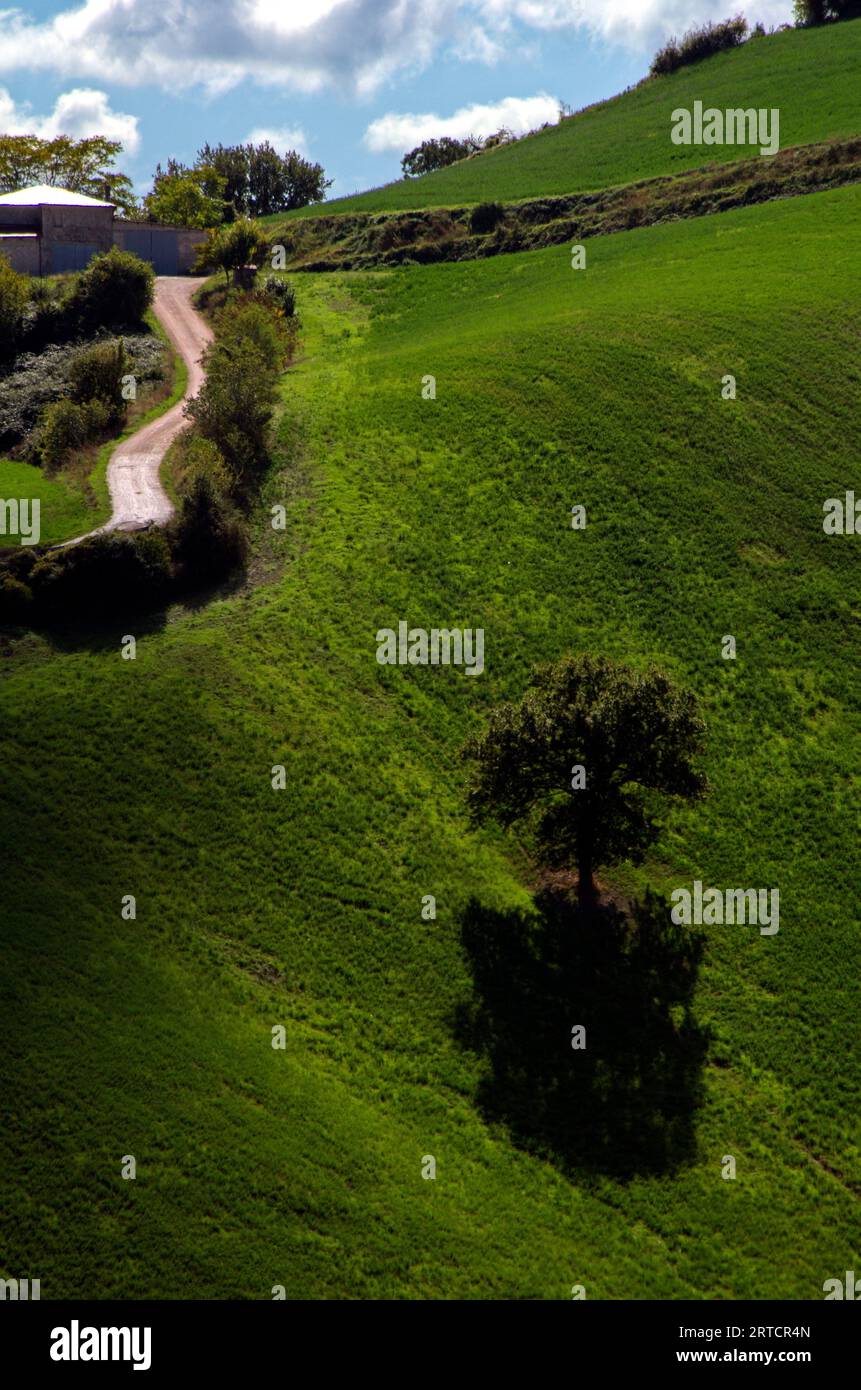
[281,20,861,218]
[0,186,859,1299]
[0,457,95,546]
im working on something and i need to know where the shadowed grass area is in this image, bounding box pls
[456,887,709,1179]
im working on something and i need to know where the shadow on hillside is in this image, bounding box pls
[454,886,709,1180]
[24,566,249,656]
[37,606,170,655]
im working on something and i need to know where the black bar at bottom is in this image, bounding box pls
[1,1297,854,1377]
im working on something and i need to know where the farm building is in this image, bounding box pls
[0,185,207,276]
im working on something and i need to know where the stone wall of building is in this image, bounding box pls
[175,227,209,273]
[41,204,114,247]
[0,235,41,275]
[1,201,210,278]
[40,205,114,275]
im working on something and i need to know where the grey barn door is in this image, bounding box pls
[52,243,99,273]
[150,230,179,275]
[122,227,179,275]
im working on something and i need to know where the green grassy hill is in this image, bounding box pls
[284,20,861,218]
[1,184,859,1297]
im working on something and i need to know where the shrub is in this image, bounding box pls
[168,474,248,585]
[261,276,296,316]
[217,298,288,367]
[470,202,506,235]
[27,279,52,308]
[0,571,33,626]
[19,282,79,353]
[29,529,171,620]
[68,339,128,424]
[38,397,112,468]
[794,0,861,20]
[70,247,154,327]
[1,546,38,584]
[0,345,69,451]
[651,36,681,74]
[482,128,514,152]
[185,335,277,484]
[0,254,30,357]
[39,399,92,467]
[401,136,480,178]
[173,433,235,499]
[650,15,748,76]
[84,397,112,435]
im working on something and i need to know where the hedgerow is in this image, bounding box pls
[184,299,283,492]
[650,16,749,77]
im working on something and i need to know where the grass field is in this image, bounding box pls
[279,20,861,219]
[0,457,98,547]
[1,183,859,1298]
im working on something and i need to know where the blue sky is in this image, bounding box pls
[0,1,794,201]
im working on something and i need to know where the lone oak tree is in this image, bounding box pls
[463,654,707,906]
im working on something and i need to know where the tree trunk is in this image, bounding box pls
[576,847,597,910]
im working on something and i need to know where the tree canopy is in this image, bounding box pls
[197,142,332,218]
[143,143,332,226]
[0,134,137,215]
[142,159,226,228]
[194,217,270,284]
[463,654,707,905]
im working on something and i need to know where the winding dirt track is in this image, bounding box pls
[68,276,212,544]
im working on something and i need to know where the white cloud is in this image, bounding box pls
[453,23,508,65]
[245,126,309,156]
[250,0,352,34]
[364,93,560,152]
[0,2,796,95]
[476,1,794,50]
[0,0,462,96]
[0,86,140,153]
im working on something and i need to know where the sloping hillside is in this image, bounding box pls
[268,136,861,272]
[284,20,861,217]
[1,185,859,1297]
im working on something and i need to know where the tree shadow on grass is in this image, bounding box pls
[455,886,709,1180]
